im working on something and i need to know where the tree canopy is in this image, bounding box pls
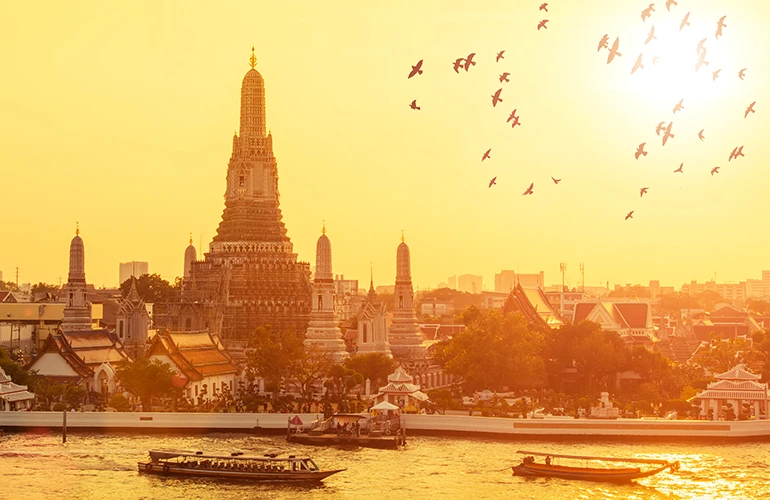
[0,347,37,389]
[344,352,396,388]
[115,358,176,409]
[0,280,19,292]
[119,273,180,303]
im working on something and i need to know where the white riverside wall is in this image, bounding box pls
[3,412,770,439]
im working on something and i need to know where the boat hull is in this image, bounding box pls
[512,463,672,483]
[138,462,344,482]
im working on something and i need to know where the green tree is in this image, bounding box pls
[109,394,131,412]
[608,285,651,299]
[746,299,770,317]
[0,348,37,389]
[431,307,547,392]
[325,364,364,402]
[115,358,175,410]
[344,352,396,388]
[31,282,60,297]
[119,273,179,303]
[0,280,19,292]
[694,336,750,374]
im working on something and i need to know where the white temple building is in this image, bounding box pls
[388,235,425,359]
[370,366,429,410]
[356,270,390,356]
[304,226,348,360]
[0,366,35,411]
[692,364,770,421]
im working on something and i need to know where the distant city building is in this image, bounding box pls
[763,270,770,281]
[494,271,544,293]
[436,281,448,289]
[447,276,457,290]
[119,261,149,286]
[375,285,395,295]
[746,279,770,299]
[457,274,483,293]
[649,280,675,298]
[480,291,509,310]
[543,290,585,320]
[333,274,359,321]
[582,285,610,297]
[420,298,454,317]
[680,280,746,303]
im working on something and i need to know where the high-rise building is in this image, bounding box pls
[159,48,312,343]
[495,271,545,292]
[762,270,770,281]
[119,261,149,286]
[458,274,483,293]
[447,275,457,290]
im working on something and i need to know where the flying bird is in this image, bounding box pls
[662,122,675,146]
[641,4,655,22]
[489,177,497,187]
[645,26,657,45]
[496,50,505,62]
[666,0,678,11]
[739,68,747,80]
[552,177,561,184]
[598,34,609,52]
[680,12,691,31]
[695,51,709,72]
[746,101,756,118]
[655,121,666,136]
[696,38,707,56]
[408,60,424,79]
[673,99,684,114]
[538,19,549,30]
[640,187,649,197]
[510,114,522,128]
[540,2,548,11]
[409,100,420,110]
[698,129,705,141]
[674,163,684,173]
[607,38,622,64]
[711,166,720,175]
[499,72,510,83]
[716,16,727,39]
[712,69,721,81]
[482,149,491,161]
[625,211,634,221]
[452,58,465,73]
[635,143,648,159]
[522,183,534,195]
[464,53,477,71]
[631,53,644,74]
[652,56,660,65]
[491,88,503,107]
[507,109,518,123]
[729,146,745,161]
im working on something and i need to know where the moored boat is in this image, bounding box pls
[137,449,345,482]
[512,450,679,483]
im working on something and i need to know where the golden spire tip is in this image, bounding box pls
[249,46,257,69]
[189,232,193,245]
[401,230,405,243]
[76,222,79,236]
[322,220,326,235]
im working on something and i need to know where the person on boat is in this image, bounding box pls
[545,456,551,466]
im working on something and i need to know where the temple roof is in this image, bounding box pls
[716,364,761,381]
[26,329,130,378]
[388,366,413,383]
[502,284,562,327]
[573,301,650,329]
[147,330,238,382]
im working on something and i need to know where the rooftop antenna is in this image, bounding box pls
[560,262,567,291]
[580,262,585,293]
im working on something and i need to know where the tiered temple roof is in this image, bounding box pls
[146,330,238,384]
[502,284,563,327]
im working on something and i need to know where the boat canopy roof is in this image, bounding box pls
[149,449,312,462]
[516,450,672,465]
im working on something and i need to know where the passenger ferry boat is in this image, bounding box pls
[137,449,345,482]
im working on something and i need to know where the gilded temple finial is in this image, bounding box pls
[249,46,257,69]
[76,222,79,236]
[322,220,326,235]
[401,230,405,243]
[189,232,193,245]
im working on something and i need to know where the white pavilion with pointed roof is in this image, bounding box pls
[370,366,429,409]
[0,366,35,411]
[692,364,770,421]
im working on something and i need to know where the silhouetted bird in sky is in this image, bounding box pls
[656,122,665,136]
[739,68,747,80]
[491,88,503,107]
[482,149,491,161]
[712,69,721,81]
[635,143,648,159]
[711,166,720,175]
[666,0,678,11]
[698,129,705,141]
[716,16,727,39]
[645,26,657,45]
[662,122,675,146]
[538,19,549,30]
[674,163,684,173]
[452,58,465,73]
[489,177,497,187]
[496,50,505,62]
[598,34,609,52]
[508,110,522,128]
[552,177,561,184]
[640,187,649,197]
[696,38,707,56]
[673,99,684,114]
[729,146,745,161]
[510,115,521,128]
[625,211,634,220]
[680,12,691,31]
[408,60,423,79]
[410,100,420,110]
[499,72,510,83]
[607,38,622,64]
[746,101,756,118]
[523,183,534,195]
[695,52,709,72]
[540,2,548,11]
[507,109,518,123]
[631,53,644,74]
[652,56,660,65]
[464,53,477,71]
[641,4,654,21]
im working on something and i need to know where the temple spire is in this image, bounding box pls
[189,232,193,245]
[76,221,79,236]
[249,46,257,69]
[401,229,405,243]
[322,220,326,235]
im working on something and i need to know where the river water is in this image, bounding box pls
[1,431,767,500]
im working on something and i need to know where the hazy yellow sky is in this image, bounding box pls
[1,1,769,290]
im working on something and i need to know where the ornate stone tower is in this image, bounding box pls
[178,48,312,343]
[388,233,424,359]
[116,277,150,359]
[61,224,93,333]
[356,269,390,356]
[304,224,348,360]
[184,234,197,279]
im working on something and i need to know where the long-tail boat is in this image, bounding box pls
[512,450,680,483]
[138,449,345,482]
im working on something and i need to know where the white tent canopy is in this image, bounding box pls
[370,401,400,411]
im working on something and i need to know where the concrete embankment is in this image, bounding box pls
[3,412,770,441]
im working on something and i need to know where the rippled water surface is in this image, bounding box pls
[1,432,768,499]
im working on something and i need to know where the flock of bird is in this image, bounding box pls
[405,2,758,219]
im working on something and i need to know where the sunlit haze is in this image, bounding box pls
[2,0,769,290]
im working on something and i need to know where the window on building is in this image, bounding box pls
[399,295,404,308]
[118,321,123,339]
[239,175,245,187]
[185,318,192,331]
[363,323,368,343]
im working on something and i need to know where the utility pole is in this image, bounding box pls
[580,262,585,293]
[15,267,19,286]
[560,263,567,291]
